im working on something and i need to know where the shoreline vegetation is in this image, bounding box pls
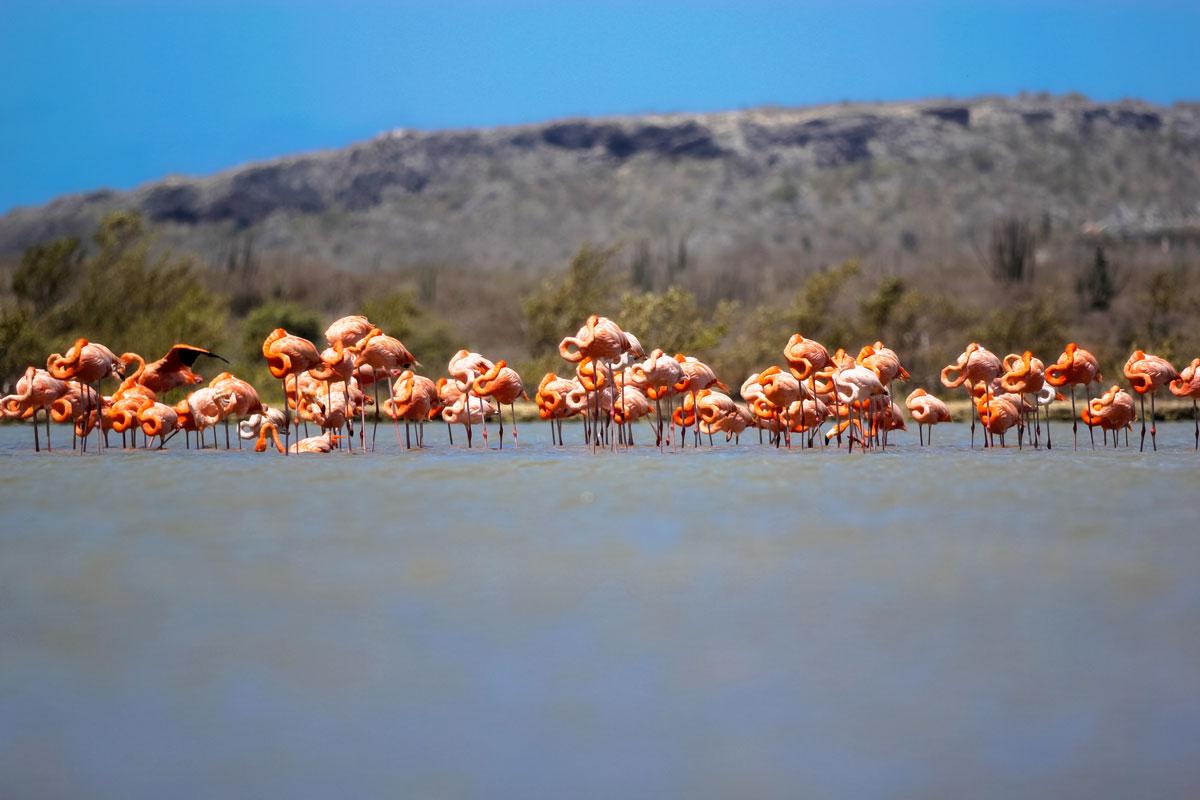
[1,212,1197,419]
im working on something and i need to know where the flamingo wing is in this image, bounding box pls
[164,344,230,368]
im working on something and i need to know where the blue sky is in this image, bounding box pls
[1,1,1197,211]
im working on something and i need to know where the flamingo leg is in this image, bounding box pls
[33,408,40,452]
[282,379,291,456]
[1085,383,1096,450]
[95,381,105,454]
[1045,401,1052,450]
[1149,391,1158,452]
[464,385,474,449]
[1139,392,1147,452]
[511,403,518,448]
[1194,398,1198,451]
[1017,395,1024,450]
[1070,387,1078,450]
[968,387,976,449]
[372,380,381,451]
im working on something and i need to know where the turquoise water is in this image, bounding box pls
[1,421,1198,798]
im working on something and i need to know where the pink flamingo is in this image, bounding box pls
[1045,343,1102,449]
[1169,358,1200,449]
[1,366,70,451]
[47,338,125,453]
[941,343,1002,448]
[904,388,951,445]
[1123,350,1178,451]
[262,328,321,456]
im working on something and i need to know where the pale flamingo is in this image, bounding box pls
[833,363,886,451]
[1,366,70,451]
[448,350,494,448]
[209,372,263,449]
[254,421,336,453]
[324,315,374,349]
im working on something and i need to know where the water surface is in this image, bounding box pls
[2,422,1198,798]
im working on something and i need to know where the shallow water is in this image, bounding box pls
[2,421,1198,799]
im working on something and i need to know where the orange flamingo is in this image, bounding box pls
[905,388,951,445]
[135,398,180,449]
[254,421,336,453]
[999,351,1048,448]
[262,328,321,456]
[673,354,724,447]
[628,348,683,447]
[1080,385,1136,446]
[941,343,1002,448]
[472,360,525,448]
[559,316,639,450]
[47,338,125,453]
[977,391,1023,445]
[50,382,104,445]
[1045,343,1102,450]
[1169,358,1200,449]
[1123,350,1178,452]
[352,328,417,449]
[534,373,586,445]
[383,370,439,448]
[138,344,227,395]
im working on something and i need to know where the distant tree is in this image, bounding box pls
[618,286,726,356]
[1143,269,1182,355]
[521,243,619,356]
[630,240,654,292]
[860,277,907,332]
[11,237,81,313]
[0,307,49,391]
[791,260,861,344]
[983,217,1035,285]
[1076,245,1122,312]
[54,212,227,357]
[360,289,457,372]
[240,301,322,368]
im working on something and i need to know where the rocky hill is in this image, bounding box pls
[3,95,1199,276]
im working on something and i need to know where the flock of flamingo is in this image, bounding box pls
[2,312,1199,455]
